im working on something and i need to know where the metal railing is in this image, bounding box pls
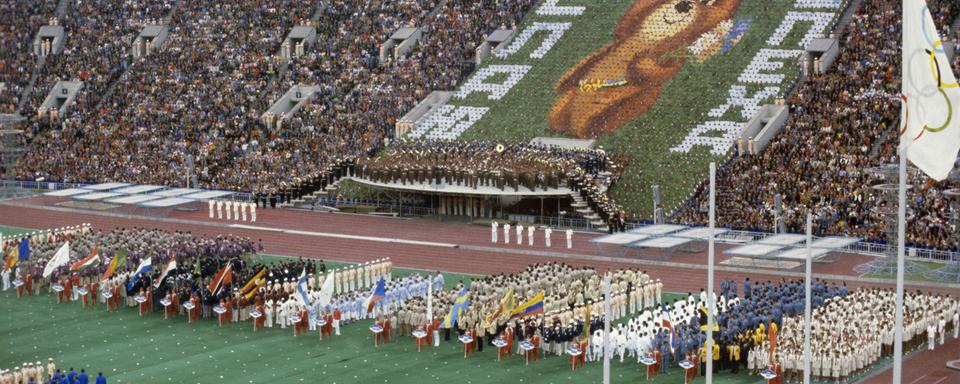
[310,197,435,217]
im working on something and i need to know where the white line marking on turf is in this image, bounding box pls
[230,224,457,248]
[930,376,946,384]
[908,375,928,384]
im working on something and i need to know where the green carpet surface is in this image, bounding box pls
[1,261,764,384]
[0,230,906,383]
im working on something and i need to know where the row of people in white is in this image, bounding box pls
[263,272,434,335]
[589,293,716,363]
[775,288,959,381]
[208,200,257,222]
[490,221,573,248]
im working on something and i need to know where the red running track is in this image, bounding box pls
[2,199,958,297]
[3,199,960,384]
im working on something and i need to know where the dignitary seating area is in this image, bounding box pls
[357,139,626,224]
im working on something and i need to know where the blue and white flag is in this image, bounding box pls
[127,257,153,291]
[295,268,311,307]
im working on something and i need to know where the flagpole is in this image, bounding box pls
[427,274,433,323]
[893,149,907,384]
[803,213,812,384]
[706,162,716,384]
[602,275,611,384]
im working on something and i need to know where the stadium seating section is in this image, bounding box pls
[2,0,960,251]
[676,0,960,250]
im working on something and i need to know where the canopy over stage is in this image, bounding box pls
[727,236,859,260]
[149,188,202,197]
[41,182,241,215]
[79,182,130,191]
[341,176,577,219]
[591,223,860,266]
[589,232,650,246]
[343,176,572,197]
[113,185,165,194]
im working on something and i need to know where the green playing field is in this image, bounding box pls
[0,225,34,239]
[1,255,770,384]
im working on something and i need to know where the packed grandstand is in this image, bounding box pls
[3,0,960,383]
[0,0,957,251]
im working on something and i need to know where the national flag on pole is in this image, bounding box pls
[240,267,268,296]
[484,287,515,327]
[2,245,17,271]
[295,268,311,307]
[364,277,386,313]
[661,305,676,353]
[900,0,960,181]
[70,245,100,272]
[126,257,153,291]
[153,258,177,288]
[243,278,267,300]
[101,247,127,281]
[582,297,592,342]
[207,263,233,295]
[17,238,29,261]
[441,286,470,329]
[768,319,778,361]
[315,270,336,307]
[699,304,720,332]
[508,290,544,320]
[427,274,434,322]
[42,242,70,278]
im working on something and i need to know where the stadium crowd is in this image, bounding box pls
[676,0,960,250]
[358,140,627,224]
[27,0,175,117]
[359,141,609,189]
[0,1,57,113]
[11,0,540,204]
[2,0,957,251]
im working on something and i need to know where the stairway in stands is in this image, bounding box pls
[291,179,343,210]
[14,0,71,114]
[570,192,608,232]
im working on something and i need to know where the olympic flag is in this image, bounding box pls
[900,0,960,180]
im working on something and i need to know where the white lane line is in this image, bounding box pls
[930,376,946,384]
[907,375,928,384]
[230,224,457,248]
[231,224,283,232]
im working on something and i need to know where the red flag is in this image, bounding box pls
[768,319,777,362]
[207,264,233,295]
